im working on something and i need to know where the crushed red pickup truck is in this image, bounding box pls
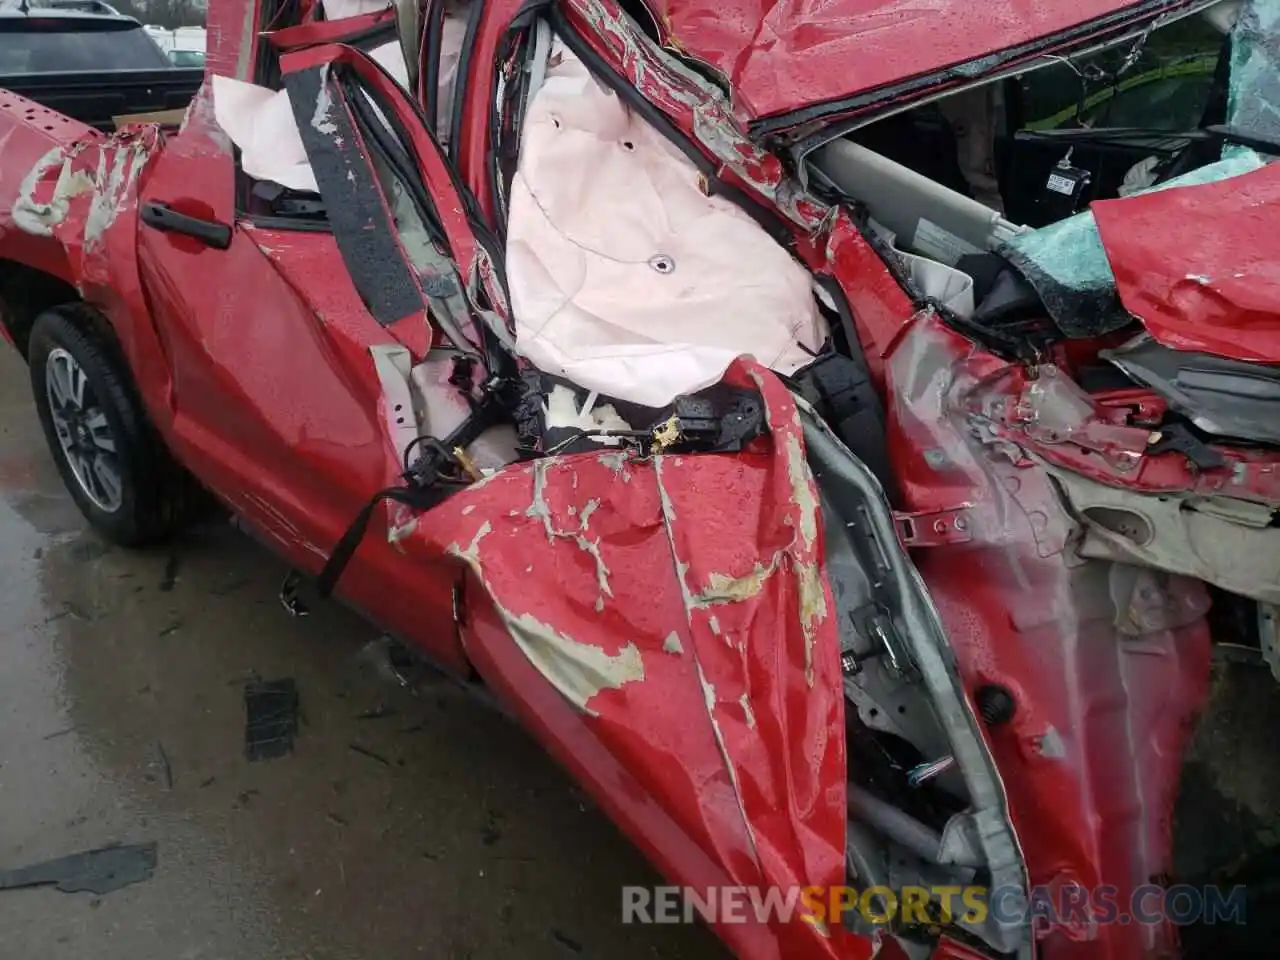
[1,0,1278,956]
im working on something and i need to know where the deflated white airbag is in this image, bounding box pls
[506,44,825,408]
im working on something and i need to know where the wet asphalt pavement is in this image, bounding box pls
[0,345,728,959]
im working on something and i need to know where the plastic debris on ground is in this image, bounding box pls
[244,678,300,761]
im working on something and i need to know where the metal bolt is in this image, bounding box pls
[976,685,1017,725]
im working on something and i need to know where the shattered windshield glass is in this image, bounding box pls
[997,0,1279,339]
[999,149,1265,337]
[1018,12,1224,133]
[1226,0,1280,152]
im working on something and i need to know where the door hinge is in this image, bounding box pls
[894,505,973,548]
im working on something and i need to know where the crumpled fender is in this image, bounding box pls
[391,359,860,959]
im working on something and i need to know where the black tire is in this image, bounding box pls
[28,304,196,546]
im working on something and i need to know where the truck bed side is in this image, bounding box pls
[2,67,202,132]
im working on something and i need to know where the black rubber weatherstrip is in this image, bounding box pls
[342,65,515,374]
[347,36,495,236]
[814,274,871,369]
[758,0,1209,143]
[338,57,517,377]
[348,21,400,52]
[345,49,517,314]
[447,0,486,161]
[485,0,555,232]
[422,4,444,137]
[548,6,794,249]
[340,69,448,249]
[243,213,335,232]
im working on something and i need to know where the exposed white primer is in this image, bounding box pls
[694,559,780,606]
[653,455,678,522]
[653,452,760,864]
[663,631,684,655]
[1036,726,1066,759]
[12,147,92,237]
[597,450,633,480]
[757,379,831,687]
[387,509,419,551]
[525,460,613,606]
[507,612,645,714]
[181,82,233,152]
[311,64,338,135]
[445,520,492,565]
[84,144,144,248]
[784,431,820,547]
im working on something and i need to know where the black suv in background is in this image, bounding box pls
[0,0,200,129]
[0,0,174,73]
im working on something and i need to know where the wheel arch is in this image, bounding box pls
[0,259,81,359]
[26,302,208,545]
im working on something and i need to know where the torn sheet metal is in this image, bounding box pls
[507,41,825,407]
[999,149,1265,340]
[1045,460,1280,605]
[393,358,849,960]
[280,40,511,363]
[561,0,829,229]
[884,313,1213,959]
[1103,332,1280,443]
[1092,157,1280,362]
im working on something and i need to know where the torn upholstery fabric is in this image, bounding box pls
[506,42,826,408]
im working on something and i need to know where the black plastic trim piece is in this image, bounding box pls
[140,201,233,250]
[242,214,333,233]
[283,64,424,326]
[346,20,399,51]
